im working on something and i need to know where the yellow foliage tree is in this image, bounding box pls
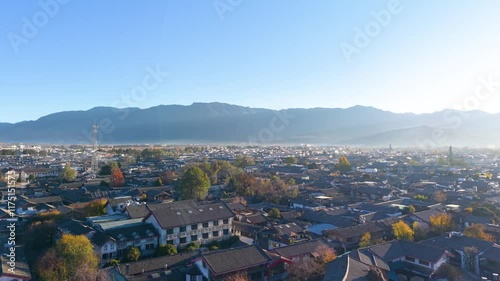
[359,232,372,248]
[463,224,495,242]
[392,220,414,241]
[430,213,454,234]
[38,234,99,281]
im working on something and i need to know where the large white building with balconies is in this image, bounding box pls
[144,200,235,247]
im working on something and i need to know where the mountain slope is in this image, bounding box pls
[0,103,498,147]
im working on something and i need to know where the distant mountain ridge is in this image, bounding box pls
[0,102,498,147]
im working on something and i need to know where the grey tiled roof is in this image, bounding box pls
[363,240,446,263]
[272,239,328,258]
[117,251,198,276]
[147,200,234,229]
[202,244,272,275]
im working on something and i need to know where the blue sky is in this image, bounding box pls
[1,0,500,123]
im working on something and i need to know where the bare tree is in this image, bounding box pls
[463,246,478,272]
[287,256,322,281]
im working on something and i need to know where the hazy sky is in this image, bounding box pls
[1,0,500,123]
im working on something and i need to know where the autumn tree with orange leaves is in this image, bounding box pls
[110,166,125,187]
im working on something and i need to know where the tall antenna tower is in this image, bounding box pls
[91,123,99,178]
[448,145,453,166]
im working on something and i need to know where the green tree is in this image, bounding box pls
[60,163,76,182]
[156,244,178,256]
[154,177,163,186]
[268,208,281,219]
[287,178,296,185]
[359,232,372,248]
[104,259,120,267]
[283,157,298,164]
[403,205,416,214]
[179,166,211,200]
[413,194,428,201]
[392,220,414,241]
[436,156,447,165]
[99,165,112,176]
[28,174,36,182]
[336,156,351,172]
[186,242,200,252]
[127,246,141,261]
[234,155,255,168]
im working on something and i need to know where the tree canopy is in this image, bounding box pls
[268,208,281,219]
[127,246,141,261]
[392,220,414,241]
[110,166,125,187]
[336,156,351,172]
[463,224,495,242]
[234,155,255,168]
[179,166,211,200]
[430,213,454,234]
[60,163,76,182]
[283,156,298,164]
[156,244,178,256]
[37,234,99,281]
[359,232,372,248]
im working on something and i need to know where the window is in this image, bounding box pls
[103,244,108,251]
[191,235,198,241]
[203,233,209,239]
[117,249,126,257]
[223,229,229,235]
[180,226,186,232]
[102,253,109,260]
[110,243,115,250]
[146,243,155,251]
[167,228,174,234]
[405,256,415,262]
[213,220,219,226]
[213,231,219,237]
[203,222,209,228]
[180,237,187,244]
[167,240,174,245]
[191,224,198,230]
[419,260,430,267]
[223,219,229,224]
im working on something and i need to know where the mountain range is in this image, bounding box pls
[0,102,498,147]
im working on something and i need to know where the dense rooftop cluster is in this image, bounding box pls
[1,144,500,281]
